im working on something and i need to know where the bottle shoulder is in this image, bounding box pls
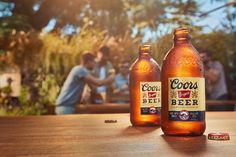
[130,57,161,72]
[162,45,204,77]
[164,45,202,64]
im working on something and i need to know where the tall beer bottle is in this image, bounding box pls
[130,45,161,126]
[161,28,205,135]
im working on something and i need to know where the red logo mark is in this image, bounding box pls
[178,90,191,98]
[148,92,156,98]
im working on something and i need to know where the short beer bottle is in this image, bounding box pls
[130,45,161,126]
[161,28,206,135]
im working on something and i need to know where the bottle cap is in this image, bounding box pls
[208,133,230,140]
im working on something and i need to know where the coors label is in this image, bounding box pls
[140,82,161,115]
[168,77,205,121]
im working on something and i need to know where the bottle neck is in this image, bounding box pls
[173,28,191,46]
[174,38,191,46]
[138,45,152,59]
[139,52,151,59]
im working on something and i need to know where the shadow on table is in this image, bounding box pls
[161,135,207,156]
[121,126,160,136]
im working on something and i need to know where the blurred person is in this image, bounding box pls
[55,52,114,115]
[110,60,130,103]
[92,45,115,104]
[199,50,229,111]
[112,60,129,94]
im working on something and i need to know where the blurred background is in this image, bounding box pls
[0,0,235,115]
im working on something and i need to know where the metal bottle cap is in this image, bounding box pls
[208,132,230,140]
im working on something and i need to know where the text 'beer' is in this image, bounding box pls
[130,45,161,126]
[161,28,206,135]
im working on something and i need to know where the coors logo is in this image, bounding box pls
[170,79,198,90]
[141,83,160,91]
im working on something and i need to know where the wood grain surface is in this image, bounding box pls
[0,112,235,157]
[47,100,236,114]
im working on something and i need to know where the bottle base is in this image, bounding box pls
[162,127,205,136]
[161,121,205,136]
[131,120,160,127]
[132,123,160,127]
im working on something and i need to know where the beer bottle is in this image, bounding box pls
[130,45,161,126]
[161,28,205,135]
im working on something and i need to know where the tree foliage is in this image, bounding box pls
[1,0,200,36]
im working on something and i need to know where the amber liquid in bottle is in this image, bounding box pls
[130,45,161,126]
[161,28,206,135]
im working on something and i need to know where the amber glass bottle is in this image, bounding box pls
[161,28,206,135]
[130,45,161,126]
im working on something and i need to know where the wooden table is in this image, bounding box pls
[76,100,236,113]
[0,112,235,157]
[47,100,236,114]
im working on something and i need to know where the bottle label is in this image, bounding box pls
[140,82,161,115]
[168,77,205,121]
